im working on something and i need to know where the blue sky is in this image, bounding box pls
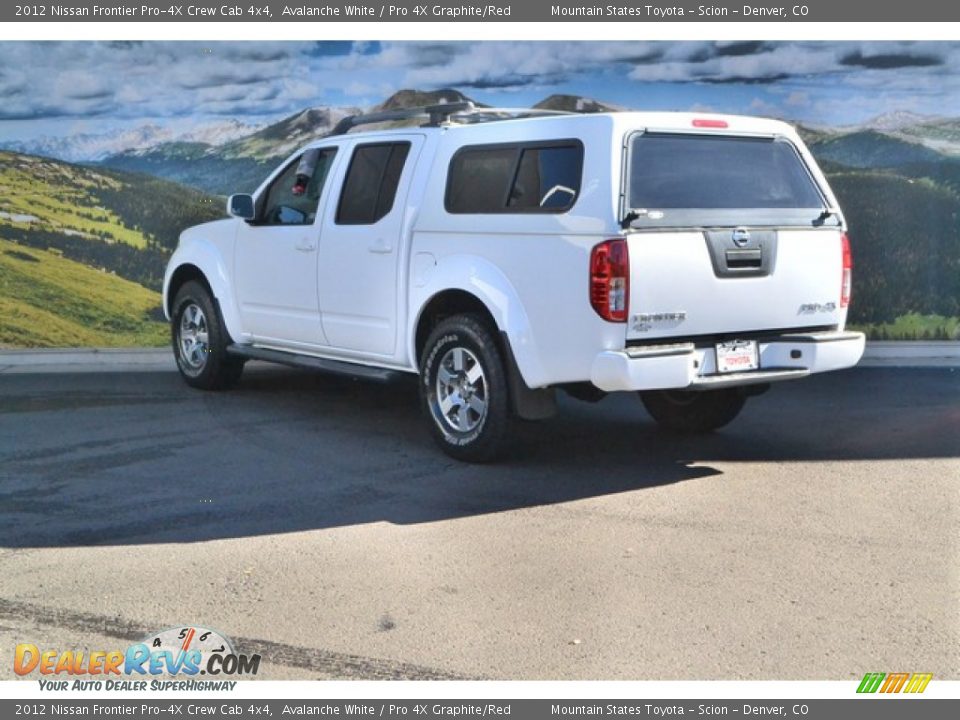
[1,41,958,142]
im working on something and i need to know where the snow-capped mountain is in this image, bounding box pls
[1,119,263,163]
[216,106,358,161]
[533,94,622,113]
[178,119,265,147]
[857,110,943,132]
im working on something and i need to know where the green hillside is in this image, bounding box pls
[1,153,148,248]
[809,130,944,168]
[0,151,222,291]
[102,147,272,196]
[0,151,223,348]
[0,238,167,348]
[827,170,960,326]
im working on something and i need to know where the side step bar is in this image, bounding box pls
[226,344,406,383]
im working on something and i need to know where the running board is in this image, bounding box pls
[226,345,405,383]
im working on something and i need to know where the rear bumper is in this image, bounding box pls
[590,330,865,392]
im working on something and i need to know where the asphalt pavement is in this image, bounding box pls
[1,365,957,680]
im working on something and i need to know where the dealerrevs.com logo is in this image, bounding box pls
[15,626,261,691]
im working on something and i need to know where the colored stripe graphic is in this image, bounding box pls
[857,673,885,693]
[880,672,910,693]
[904,673,933,694]
[857,672,933,694]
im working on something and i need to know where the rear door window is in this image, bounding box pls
[336,142,411,225]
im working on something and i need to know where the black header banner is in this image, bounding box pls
[2,0,953,23]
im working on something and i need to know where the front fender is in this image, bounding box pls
[409,254,548,388]
[163,236,243,341]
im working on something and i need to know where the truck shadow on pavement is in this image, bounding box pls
[0,366,956,547]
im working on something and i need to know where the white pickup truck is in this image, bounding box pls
[163,102,865,461]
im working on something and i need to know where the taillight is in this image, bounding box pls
[840,233,852,309]
[590,239,629,322]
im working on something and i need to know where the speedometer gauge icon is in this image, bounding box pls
[144,625,234,674]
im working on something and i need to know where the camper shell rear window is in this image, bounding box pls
[625,133,832,228]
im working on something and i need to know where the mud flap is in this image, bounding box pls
[500,332,557,420]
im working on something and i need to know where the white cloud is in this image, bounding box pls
[785,92,811,107]
[749,98,781,118]
[1,40,960,132]
[0,41,326,121]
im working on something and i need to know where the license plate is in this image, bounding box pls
[715,340,759,373]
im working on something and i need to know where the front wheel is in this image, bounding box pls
[419,315,511,463]
[171,280,244,390]
[640,388,746,433]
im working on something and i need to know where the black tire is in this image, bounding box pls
[171,280,245,390]
[419,314,511,463]
[640,388,746,433]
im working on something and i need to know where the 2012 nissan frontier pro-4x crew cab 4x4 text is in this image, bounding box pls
[163,102,865,462]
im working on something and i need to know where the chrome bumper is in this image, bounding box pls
[590,331,866,392]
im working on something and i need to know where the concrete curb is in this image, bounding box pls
[857,341,960,368]
[0,341,957,374]
[0,348,174,374]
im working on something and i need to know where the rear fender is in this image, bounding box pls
[409,254,548,389]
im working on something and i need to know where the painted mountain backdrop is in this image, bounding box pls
[1,89,959,347]
[94,90,472,195]
[0,152,222,346]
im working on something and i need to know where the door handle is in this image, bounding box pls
[368,238,392,254]
[295,238,317,252]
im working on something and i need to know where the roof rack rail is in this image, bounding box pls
[329,101,476,135]
[461,107,577,120]
[328,102,577,136]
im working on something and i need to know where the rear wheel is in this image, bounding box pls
[419,315,510,463]
[640,388,746,433]
[171,280,244,390]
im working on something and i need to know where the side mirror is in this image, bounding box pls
[227,194,255,221]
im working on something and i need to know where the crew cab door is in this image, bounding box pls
[317,135,423,356]
[233,146,339,348]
